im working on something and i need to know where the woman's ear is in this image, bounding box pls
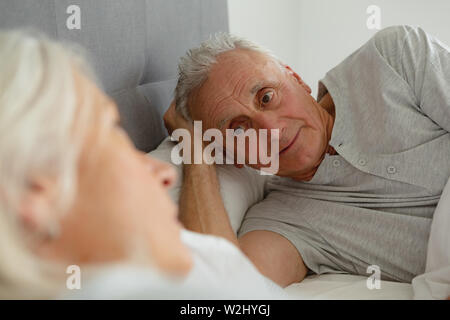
[284,65,312,94]
[18,176,58,233]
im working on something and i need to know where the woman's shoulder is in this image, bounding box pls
[60,263,220,299]
[181,230,288,300]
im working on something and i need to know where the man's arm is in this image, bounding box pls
[375,25,450,132]
[401,26,450,133]
[179,162,307,287]
[163,101,238,246]
[179,163,239,247]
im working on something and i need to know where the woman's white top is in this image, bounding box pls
[63,230,288,299]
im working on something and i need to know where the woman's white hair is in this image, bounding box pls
[174,33,282,120]
[0,30,95,299]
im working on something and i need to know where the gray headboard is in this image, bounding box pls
[0,0,228,152]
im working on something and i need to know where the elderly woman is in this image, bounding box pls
[0,30,284,299]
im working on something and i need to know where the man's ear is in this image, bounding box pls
[284,65,312,94]
[18,176,58,233]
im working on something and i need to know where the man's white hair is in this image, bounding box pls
[0,30,94,298]
[174,33,282,120]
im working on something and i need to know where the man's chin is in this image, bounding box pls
[272,163,318,181]
[291,166,320,181]
[293,174,314,182]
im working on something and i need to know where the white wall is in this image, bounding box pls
[228,0,450,97]
[227,0,301,72]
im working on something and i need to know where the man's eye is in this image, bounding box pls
[261,91,274,105]
[233,126,245,136]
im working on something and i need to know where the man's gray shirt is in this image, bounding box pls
[238,25,450,282]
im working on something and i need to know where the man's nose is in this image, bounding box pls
[252,111,286,134]
[147,156,177,189]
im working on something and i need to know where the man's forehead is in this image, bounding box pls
[214,49,278,81]
[204,53,279,98]
[190,49,283,126]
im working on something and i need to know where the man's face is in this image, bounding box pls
[189,49,330,179]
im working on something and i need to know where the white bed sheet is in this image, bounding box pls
[285,274,413,300]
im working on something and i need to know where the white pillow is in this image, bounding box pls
[412,176,450,299]
[148,137,267,234]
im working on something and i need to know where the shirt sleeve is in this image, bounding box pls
[373,25,450,133]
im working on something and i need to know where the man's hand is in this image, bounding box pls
[164,100,243,169]
[163,100,203,164]
[163,100,193,135]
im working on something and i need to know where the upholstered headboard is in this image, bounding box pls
[0,0,228,152]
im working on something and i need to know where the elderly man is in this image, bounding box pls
[164,25,450,287]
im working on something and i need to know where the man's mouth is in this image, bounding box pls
[280,128,301,155]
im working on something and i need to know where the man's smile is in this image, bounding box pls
[280,127,302,156]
